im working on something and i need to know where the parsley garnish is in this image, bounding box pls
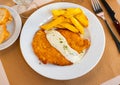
[63,45,68,50]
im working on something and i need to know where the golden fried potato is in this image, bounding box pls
[40,16,65,30]
[40,8,89,34]
[70,17,84,34]
[54,24,64,29]
[63,8,82,18]
[59,22,79,33]
[52,8,82,18]
[75,13,89,27]
[52,9,66,18]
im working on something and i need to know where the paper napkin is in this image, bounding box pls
[101,75,120,85]
[117,0,120,4]
[0,60,10,85]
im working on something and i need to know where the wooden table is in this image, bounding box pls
[0,0,120,85]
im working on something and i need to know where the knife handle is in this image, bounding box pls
[104,20,120,52]
[113,19,120,34]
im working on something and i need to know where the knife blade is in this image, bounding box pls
[101,0,120,34]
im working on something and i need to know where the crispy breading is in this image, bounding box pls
[0,25,10,44]
[32,29,90,66]
[0,8,12,25]
[58,29,90,53]
[0,8,12,44]
[0,25,6,44]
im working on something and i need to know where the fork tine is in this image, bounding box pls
[96,0,103,12]
[91,0,103,13]
[91,0,96,11]
[91,0,98,13]
[94,0,100,12]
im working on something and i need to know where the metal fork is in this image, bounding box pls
[91,0,120,52]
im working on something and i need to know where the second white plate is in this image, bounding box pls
[0,5,22,50]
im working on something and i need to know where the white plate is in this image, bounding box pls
[20,2,105,80]
[0,5,22,50]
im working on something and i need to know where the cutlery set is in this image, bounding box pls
[101,0,120,34]
[91,0,120,52]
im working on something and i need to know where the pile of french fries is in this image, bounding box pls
[40,8,89,34]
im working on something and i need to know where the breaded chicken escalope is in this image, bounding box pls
[32,29,90,66]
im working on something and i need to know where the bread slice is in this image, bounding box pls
[0,8,12,25]
[0,25,6,44]
[0,8,12,44]
[0,25,10,44]
[4,28,10,41]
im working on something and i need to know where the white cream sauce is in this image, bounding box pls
[45,29,85,63]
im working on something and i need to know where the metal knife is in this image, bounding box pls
[101,0,120,34]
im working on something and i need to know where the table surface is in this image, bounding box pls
[0,0,120,85]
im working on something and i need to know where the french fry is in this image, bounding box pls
[66,8,82,13]
[52,9,66,18]
[75,13,89,27]
[70,17,84,34]
[40,16,65,30]
[59,22,79,33]
[63,18,72,24]
[52,8,82,18]
[63,8,82,18]
[55,19,72,28]
[40,8,89,34]
[55,24,64,28]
